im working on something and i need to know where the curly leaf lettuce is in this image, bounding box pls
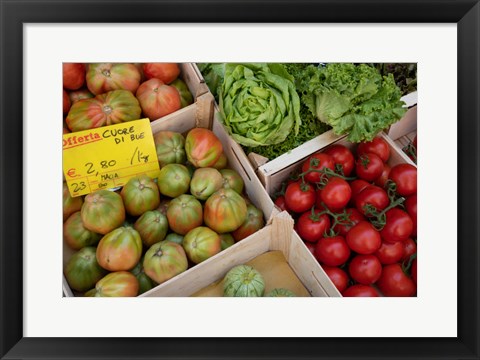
[219,63,301,147]
[301,63,406,143]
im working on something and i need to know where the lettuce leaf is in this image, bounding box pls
[300,63,407,143]
[218,63,301,147]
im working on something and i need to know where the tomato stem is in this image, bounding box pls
[294,167,356,183]
[367,197,405,231]
[402,252,417,274]
[317,203,355,237]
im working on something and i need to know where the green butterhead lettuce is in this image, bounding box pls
[218,63,301,147]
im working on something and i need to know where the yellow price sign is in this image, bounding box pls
[63,119,160,197]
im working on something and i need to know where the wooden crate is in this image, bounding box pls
[258,131,415,198]
[251,132,416,298]
[63,93,303,297]
[245,92,417,196]
[141,211,340,297]
[178,62,210,100]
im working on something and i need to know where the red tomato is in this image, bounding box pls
[296,210,331,243]
[136,78,181,120]
[349,179,371,206]
[323,144,355,176]
[63,89,71,115]
[375,241,404,265]
[374,163,391,188]
[284,181,316,213]
[355,185,389,217]
[355,153,384,182]
[388,164,417,197]
[342,284,379,297]
[304,241,316,256]
[357,136,391,162]
[348,254,382,285]
[315,236,351,267]
[274,196,290,212]
[322,266,350,293]
[333,208,365,237]
[380,208,413,243]
[142,63,180,84]
[320,177,352,211]
[376,263,416,297]
[404,195,417,237]
[301,153,335,183]
[315,188,327,210]
[63,63,86,90]
[346,221,382,255]
[411,258,417,284]
[402,238,417,262]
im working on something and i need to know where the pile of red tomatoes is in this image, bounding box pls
[274,136,417,297]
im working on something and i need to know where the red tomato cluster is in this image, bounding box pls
[274,136,418,297]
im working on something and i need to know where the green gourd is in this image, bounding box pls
[223,265,265,297]
[265,288,297,297]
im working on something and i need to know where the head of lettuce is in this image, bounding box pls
[218,63,301,147]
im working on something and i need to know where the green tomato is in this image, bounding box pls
[183,226,221,264]
[64,247,106,292]
[157,164,191,198]
[153,131,186,167]
[166,194,203,235]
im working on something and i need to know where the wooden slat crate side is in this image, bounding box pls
[288,232,342,297]
[259,129,342,176]
[64,96,277,297]
[244,91,417,195]
[268,212,339,297]
[140,226,272,297]
[387,105,418,141]
[212,115,276,220]
[179,63,209,100]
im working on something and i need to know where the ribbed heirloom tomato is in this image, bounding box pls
[185,128,224,168]
[136,78,181,120]
[203,188,248,234]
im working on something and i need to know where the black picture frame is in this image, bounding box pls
[1,1,479,359]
